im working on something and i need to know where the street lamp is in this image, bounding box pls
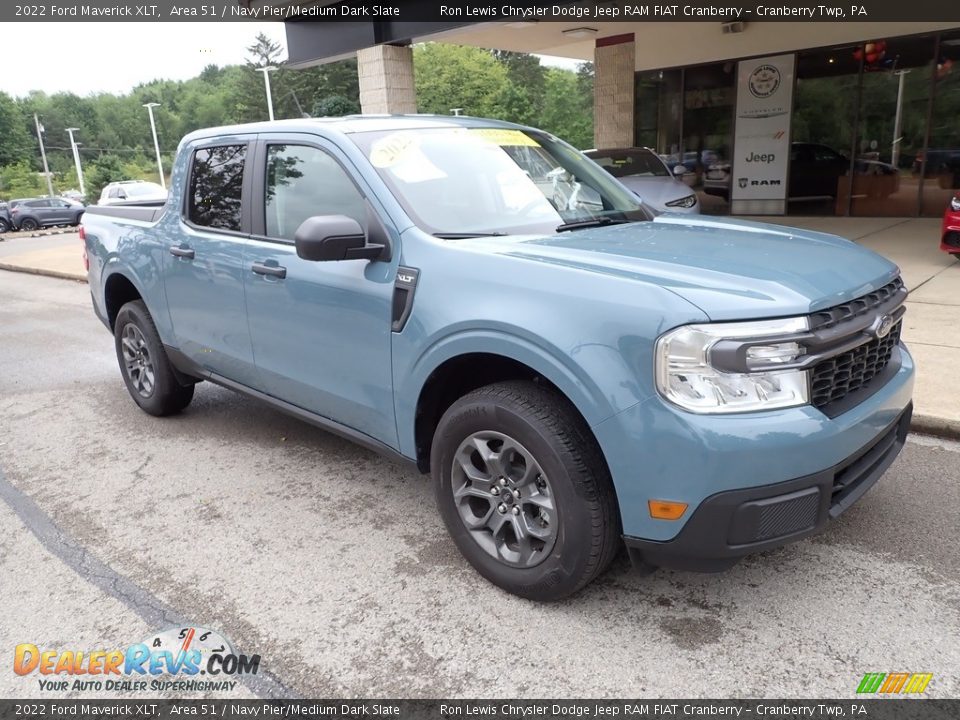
[256,66,278,121]
[143,102,165,190]
[65,127,86,197]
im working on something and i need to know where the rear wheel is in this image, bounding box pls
[19,218,38,231]
[114,300,194,416]
[432,381,620,600]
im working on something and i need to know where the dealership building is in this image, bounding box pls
[268,6,960,218]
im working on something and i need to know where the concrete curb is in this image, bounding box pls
[910,413,960,442]
[0,227,78,240]
[0,263,87,283]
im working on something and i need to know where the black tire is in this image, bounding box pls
[0,218,8,233]
[114,300,194,416]
[19,218,38,231]
[432,381,620,601]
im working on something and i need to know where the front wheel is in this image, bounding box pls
[432,381,620,600]
[114,300,194,416]
[0,218,9,233]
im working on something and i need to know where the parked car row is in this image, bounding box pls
[0,180,169,233]
[0,197,85,232]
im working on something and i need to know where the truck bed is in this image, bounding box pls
[84,204,167,224]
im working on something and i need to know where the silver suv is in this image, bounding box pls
[98,181,168,206]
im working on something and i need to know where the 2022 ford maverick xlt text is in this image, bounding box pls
[81,116,914,600]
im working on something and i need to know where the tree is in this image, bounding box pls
[312,95,358,117]
[84,155,126,205]
[492,51,547,124]
[413,44,509,117]
[0,161,44,200]
[0,92,31,167]
[539,66,594,149]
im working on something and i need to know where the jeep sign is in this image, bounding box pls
[731,53,795,214]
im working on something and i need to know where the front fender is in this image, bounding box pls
[394,325,634,460]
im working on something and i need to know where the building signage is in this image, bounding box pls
[731,53,796,214]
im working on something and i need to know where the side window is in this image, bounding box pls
[264,144,365,241]
[188,145,246,231]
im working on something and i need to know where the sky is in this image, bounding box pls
[3,23,290,97]
[3,23,580,98]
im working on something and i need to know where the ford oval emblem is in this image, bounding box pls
[873,314,894,339]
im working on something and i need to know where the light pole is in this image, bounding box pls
[33,114,55,198]
[65,127,86,197]
[143,102,165,189]
[891,69,910,170]
[256,66,277,121]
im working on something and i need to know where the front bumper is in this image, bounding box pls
[624,402,912,572]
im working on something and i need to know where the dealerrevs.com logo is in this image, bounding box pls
[14,627,259,693]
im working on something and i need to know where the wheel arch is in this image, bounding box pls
[408,342,617,477]
[103,270,145,330]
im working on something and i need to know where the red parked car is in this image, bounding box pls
[943,192,960,255]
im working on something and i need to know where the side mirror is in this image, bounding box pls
[673,165,688,176]
[294,215,385,262]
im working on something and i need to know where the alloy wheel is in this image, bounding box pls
[121,324,156,397]
[450,431,558,568]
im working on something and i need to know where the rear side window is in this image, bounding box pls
[187,145,246,232]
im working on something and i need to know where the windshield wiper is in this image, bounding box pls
[555,217,632,233]
[433,231,508,239]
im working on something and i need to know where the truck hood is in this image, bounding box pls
[457,215,899,321]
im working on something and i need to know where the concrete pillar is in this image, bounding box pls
[593,34,636,148]
[357,44,417,115]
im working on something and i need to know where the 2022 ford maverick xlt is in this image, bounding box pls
[82,117,914,600]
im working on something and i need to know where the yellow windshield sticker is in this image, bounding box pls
[470,128,540,147]
[370,133,418,168]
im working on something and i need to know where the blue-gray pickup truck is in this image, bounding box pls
[82,116,914,600]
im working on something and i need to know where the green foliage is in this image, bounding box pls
[313,95,359,117]
[414,44,510,118]
[84,155,126,205]
[413,44,594,147]
[0,161,44,200]
[538,67,594,150]
[0,92,31,167]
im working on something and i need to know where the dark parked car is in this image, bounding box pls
[0,202,12,233]
[9,197,85,231]
[704,142,898,201]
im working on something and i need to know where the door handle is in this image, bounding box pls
[169,246,195,259]
[251,262,287,279]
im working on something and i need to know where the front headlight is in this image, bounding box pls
[665,194,697,209]
[655,317,810,414]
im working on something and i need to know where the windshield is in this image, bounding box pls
[350,127,649,236]
[126,182,165,197]
[587,149,670,178]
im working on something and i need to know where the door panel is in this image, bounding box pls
[164,227,260,388]
[244,245,397,444]
[163,139,261,389]
[243,138,398,446]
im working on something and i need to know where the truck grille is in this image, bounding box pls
[810,316,903,409]
[808,277,904,331]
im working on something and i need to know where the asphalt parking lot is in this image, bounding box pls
[1,270,958,699]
